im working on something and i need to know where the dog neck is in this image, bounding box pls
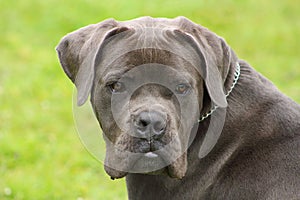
[199,61,241,122]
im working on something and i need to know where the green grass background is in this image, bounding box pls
[0,0,299,199]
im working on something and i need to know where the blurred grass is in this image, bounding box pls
[0,0,299,199]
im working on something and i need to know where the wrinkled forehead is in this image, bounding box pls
[98,50,200,85]
[96,27,203,74]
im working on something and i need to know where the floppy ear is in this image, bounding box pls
[174,17,237,108]
[56,19,130,106]
[171,29,226,108]
[174,17,239,158]
[197,36,238,159]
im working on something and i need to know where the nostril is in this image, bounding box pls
[136,112,151,128]
[135,119,149,134]
[139,119,150,127]
[152,121,166,140]
[153,121,166,133]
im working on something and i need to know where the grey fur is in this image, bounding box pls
[56,16,300,199]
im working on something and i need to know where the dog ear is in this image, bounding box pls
[174,17,237,108]
[56,19,130,106]
[174,17,239,158]
[171,29,226,108]
[198,36,238,158]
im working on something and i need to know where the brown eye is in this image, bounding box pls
[108,81,125,93]
[175,83,190,95]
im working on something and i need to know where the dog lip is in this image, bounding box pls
[108,149,185,179]
[131,151,167,173]
[144,152,159,158]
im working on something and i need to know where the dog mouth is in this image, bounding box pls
[104,133,188,180]
[131,151,168,174]
[105,152,187,180]
[131,149,187,178]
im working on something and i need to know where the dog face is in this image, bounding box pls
[56,16,237,179]
[91,47,202,178]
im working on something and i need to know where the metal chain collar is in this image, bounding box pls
[198,62,241,123]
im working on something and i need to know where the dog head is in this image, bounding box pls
[56,16,237,179]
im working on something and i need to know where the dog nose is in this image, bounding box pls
[134,111,167,139]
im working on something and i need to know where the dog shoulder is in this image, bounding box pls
[209,135,300,199]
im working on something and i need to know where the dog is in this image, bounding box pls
[56,16,300,199]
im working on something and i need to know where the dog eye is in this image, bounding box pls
[107,81,125,93]
[175,83,190,95]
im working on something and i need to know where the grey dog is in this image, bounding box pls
[56,16,300,199]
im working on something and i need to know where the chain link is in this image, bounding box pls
[198,62,241,123]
